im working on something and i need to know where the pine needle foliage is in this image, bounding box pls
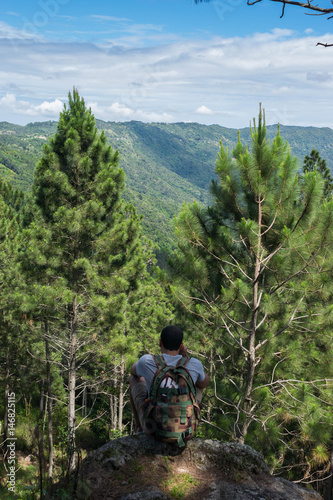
[170,107,333,484]
[303,149,333,199]
[21,88,146,473]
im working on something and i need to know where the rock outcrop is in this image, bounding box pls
[78,434,323,500]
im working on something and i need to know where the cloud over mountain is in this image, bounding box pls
[0,17,333,128]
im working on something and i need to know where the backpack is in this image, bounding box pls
[143,354,201,447]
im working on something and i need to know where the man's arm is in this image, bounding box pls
[196,373,210,389]
[131,362,138,377]
[180,343,210,389]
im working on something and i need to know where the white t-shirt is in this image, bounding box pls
[136,353,206,394]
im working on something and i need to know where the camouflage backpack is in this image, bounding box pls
[143,354,201,447]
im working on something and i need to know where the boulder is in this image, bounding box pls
[78,434,323,500]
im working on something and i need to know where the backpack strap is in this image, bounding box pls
[176,356,191,368]
[153,354,167,370]
[174,357,197,401]
[149,355,171,401]
[154,354,189,368]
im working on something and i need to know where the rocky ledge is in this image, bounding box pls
[77,434,323,500]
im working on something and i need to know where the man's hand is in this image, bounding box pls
[131,362,139,377]
[179,343,188,357]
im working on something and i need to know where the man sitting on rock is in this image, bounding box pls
[130,325,210,435]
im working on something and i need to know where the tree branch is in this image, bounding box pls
[246,0,333,17]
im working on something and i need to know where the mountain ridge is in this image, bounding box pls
[1,119,333,265]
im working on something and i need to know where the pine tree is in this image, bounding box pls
[106,245,174,433]
[303,148,333,199]
[170,108,333,482]
[21,88,145,473]
[85,242,174,437]
[0,179,25,459]
[302,148,333,497]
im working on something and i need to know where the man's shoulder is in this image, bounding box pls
[187,357,205,379]
[136,354,157,378]
[138,354,155,364]
[187,356,203,367]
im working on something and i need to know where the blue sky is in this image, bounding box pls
[0,0,333,128]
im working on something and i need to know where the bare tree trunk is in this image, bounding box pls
[206,348,213,422]
[24,395,32,417]
[109,395,115,432]
[118,356,125,433]
[110,371,119,432]
[82,382,87,418]
[67,295,78,474]
[110,395,118,431]
[45,322,54,487]
[240,196,263,443]
[35,380,45,500]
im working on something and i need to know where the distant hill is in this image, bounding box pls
[1,119,333,265]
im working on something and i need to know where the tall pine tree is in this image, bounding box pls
[0,179,25,459]
[170,108,333,484]
[22,88,145,473]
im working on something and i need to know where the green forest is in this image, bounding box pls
[2,110,333,269]
[0,90,333,499]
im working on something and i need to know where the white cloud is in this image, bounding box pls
[195,105,214,115]
[0,93,16,106]
[1,26,333,128]
[0,20,41,40]
[88,101,173,123]
[271,86,293,95]
[0,93,63,118]
[35,99,64,115]
[90,15,131,22]
[108,102,134,118]
[0,93,35,116]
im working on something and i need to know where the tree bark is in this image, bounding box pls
[110,371,119,432]
[206,348,214,422]
[118,356,125,433]
[240,196,263,442]
[110,394,117,432]
[45,322,54,486]
[67,295,78,474]
[82,382,87,418]
[35,380,45,500]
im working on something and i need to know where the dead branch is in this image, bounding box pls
[246,0,333,17]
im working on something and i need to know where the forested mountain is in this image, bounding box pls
[1,119,333,264]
